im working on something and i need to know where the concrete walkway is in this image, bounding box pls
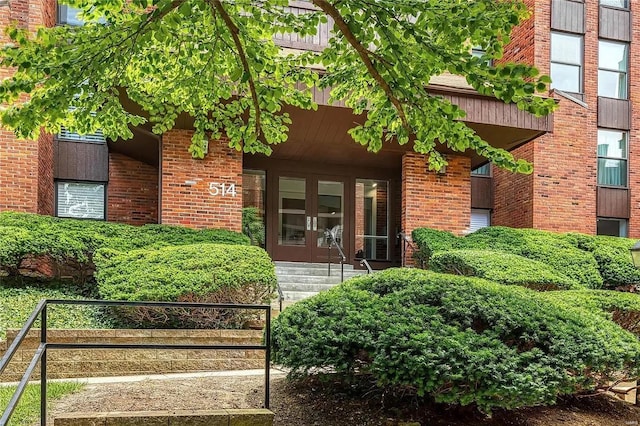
[0,367,288,387]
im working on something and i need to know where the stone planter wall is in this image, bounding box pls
[0,329,264,382]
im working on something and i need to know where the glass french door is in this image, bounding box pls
[272,174,348,262]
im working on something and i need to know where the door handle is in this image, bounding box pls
[306,216,311,231]
[313,217,317,231]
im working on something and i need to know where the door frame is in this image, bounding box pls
[268,172,352,263]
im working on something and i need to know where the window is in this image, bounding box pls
[58,5,84,26]
[56,181,106,220]
[597,129,627,187]
[471,46,493,66]
[550,32,583,93]
[597,218,628,237]
[600,0,629,8]
[58,126,106,143]
[471,164,491,176]
[599,40,629,99]
[242,170,266,247]
[355,179,389,261]
[470,209,491,233]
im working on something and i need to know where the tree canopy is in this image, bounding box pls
[0,0,556,172]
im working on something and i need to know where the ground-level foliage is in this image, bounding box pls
[272,269,640,412]
[0,382,84,425]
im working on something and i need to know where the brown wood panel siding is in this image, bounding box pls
[439,92,551,131]
[599,6,631,42]
[598,97,630,129]
[551,0,585,34]
[54,140,109,182]
[597,187,630,218]
[471,176,493,209]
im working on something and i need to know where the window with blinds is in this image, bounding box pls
[470,209,491,233]
[58,126,106,144]
[56,182,106,220]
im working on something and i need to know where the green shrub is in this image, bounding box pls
[541,290,640,336]
[95,243,276,328]
[411,228,458,264]
[242,207,265,247]
[561,233,640,289]
[0,212,249,284]
[455,227,603,289]
[430,250,581,290]
[272,269,640,412]
[0,285,110,339]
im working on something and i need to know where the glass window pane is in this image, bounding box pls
[317,181,344,249]
[599,41,628,71]
[59,6,84,26]
[472,164,491,176]
[355,179,388,261]
[598,70,627,98]
[56,182,105,219]
[597,130,627,159]
[278,177,306,247]
[597,219,627,237]
[242,170,266,247]
[600,0,629,9]
[551,33,582,64]
[597,159,627,186]
[550,63,581,92]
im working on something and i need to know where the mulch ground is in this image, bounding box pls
[47,373,640,426]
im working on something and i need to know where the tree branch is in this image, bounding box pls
[311,0,409,131]
[210,0,262,137]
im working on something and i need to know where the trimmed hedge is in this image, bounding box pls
[0,212,249,283]
[272,269,640,412]
[412,226,603,289]
[540,290,640,336]
[430,250,581,290]
[95,243,276,328]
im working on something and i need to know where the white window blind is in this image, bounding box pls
[470,209,491,233]
[56,182,105,220]
[58,126,106,144]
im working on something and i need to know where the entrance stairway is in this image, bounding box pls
[275,261,367,303]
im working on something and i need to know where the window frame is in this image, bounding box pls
[598,40,629,100]
[597,129,629,188]
[55,180,108,221]
[550,31,584,95]
[471,163,491,177]
[596,217,628,237]
[599,0,630,10]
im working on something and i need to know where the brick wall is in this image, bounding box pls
[401,153,471,236]
[492,143,534,228]
[0,0,55,215]
[107,153,159,225]
[628,9,640,238]
[0,329,264,382]
[161,130,243,231]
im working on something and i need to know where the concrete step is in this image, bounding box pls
[275,267,363,277]
[278,283,345,293]
[282,290,329,301]
[277,274,363,285]
[274,261,356,270]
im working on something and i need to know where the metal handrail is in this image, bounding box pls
[0,299,272,426]
[324,228,346,283]
[276,283,284,312]
[244,223,254,244]
[397,231,420,268]
[359,258,373,274]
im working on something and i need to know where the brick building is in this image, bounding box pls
[0,1,633,267]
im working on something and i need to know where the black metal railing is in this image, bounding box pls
[325,228,346,283]
[359,258,373,274]
[0,299,272,426]
[397,231,420,268]
[276,283,284,312]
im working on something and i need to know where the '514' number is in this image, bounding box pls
[208,182,237,197]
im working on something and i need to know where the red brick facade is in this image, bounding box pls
[402,153,471,236]
[160,130,243,231]
[107,153,159,225]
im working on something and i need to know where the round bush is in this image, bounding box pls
[272,269,640,412]
[95,243,276,328]
[430,250,581,290]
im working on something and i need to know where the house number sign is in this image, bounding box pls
[208,182,237,197]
